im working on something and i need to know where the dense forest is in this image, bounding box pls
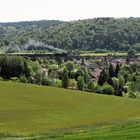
[1,18,140,52]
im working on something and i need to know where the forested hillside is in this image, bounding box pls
[1,18,140,52]
[0,20,63,51]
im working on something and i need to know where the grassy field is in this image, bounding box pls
[0,81,140,139]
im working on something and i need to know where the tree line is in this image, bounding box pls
[0,55,139,99]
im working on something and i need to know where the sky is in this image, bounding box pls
[0,0,140,22]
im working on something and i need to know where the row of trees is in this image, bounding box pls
[0,55,30,79]
[97,63,126,96]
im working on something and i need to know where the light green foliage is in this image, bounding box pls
[27,60,41,77]
[127,92,137,99]
[112,77,120,95]
[32,61,42,72]
[10,77,19,82]
[83,67,91,84]
[119,64,140,94]
[48,70,56,79]
[34,70,45,85]
[94,83,103,94]
[68,79,77,89]
[48,64,58,71]
[119,76,125,89]
[102,83,114,95]
[54,79,62,88]
[19,75,28,83]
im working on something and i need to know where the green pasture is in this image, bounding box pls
[0,81,140,139]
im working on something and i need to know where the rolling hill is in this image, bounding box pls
[1,18,140,52]
[0,81,140,139]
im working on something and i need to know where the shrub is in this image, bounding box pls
[102,84,114,95]
[19,75,28,83]
[54,79,62,88]
[77,76,84,91]
[94,84,103,94]
[42,77,49,86]
[127,92,137,99]
[0,77,4,81]
[87,81,95,92]
[68,79,77,89]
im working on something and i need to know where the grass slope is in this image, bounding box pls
[0,81,140,139]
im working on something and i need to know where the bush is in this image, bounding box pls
[54,79,62,88]
[127,48,136,58]
[0,77,4,81]
[127,92,137,99]
[19,75,28,83]
[102,84,114,95]
[42,77,49,86]
[77,76,84,91]
[94,84,103,94]
[68,79,77,89]
[87,81,95,92]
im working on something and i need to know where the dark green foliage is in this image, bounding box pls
[42,18,140,51]
[19,75,28,83]
[69,70,75,79]
[62,68,69,88]
[119,76,125,89]
[107,77,113,86]
[112,77,123,96]
[98,69,108,86]
[109,63,115,78]
[77,76,84,91]
[114,63,120,77]
[1,18,140,52]
[75,69,84,80]
[130,81,140,92]
[127,92,137,99]
[127,48,136,58]
[87,81,95,92]
[0,55,30,79]
[83,67,91,84]
[102,84,114,95]
[65,61,74,72]
[34,71,45,85]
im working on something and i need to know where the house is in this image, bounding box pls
[90,68,102,81]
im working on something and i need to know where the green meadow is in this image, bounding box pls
[0,81,140,139]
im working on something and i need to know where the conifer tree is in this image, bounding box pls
[109,63,115,78]
[98,69,108,86]
[62,68,69,88]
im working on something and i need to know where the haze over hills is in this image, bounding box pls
[0,20,63,29]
